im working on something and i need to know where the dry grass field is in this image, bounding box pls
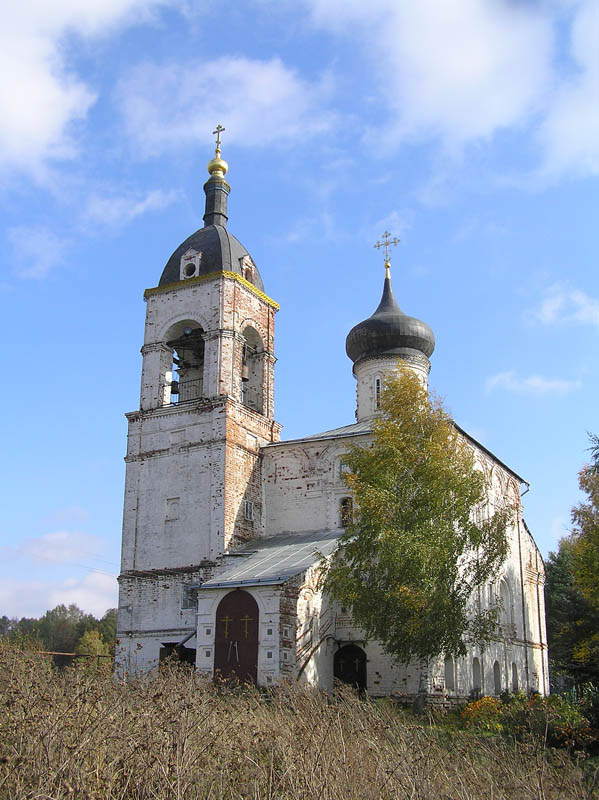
[0,642,597,800]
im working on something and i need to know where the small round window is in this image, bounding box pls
[184,263,196,277]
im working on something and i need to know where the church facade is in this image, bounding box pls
[115,136,549,701]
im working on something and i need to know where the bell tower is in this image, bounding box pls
[116,130,281,674]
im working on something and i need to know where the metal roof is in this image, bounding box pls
[197,530,340,590]
[263,419,373,447]
[264,418,526,484]
[159,224,264,291]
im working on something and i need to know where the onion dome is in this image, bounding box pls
[346,267,435,366]
[159,126,264,291]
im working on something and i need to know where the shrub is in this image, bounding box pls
[578,683,599,729]
[462,691,595,751]
[461,695,503,733]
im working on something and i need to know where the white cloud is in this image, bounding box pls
[307,0,599,179]
[0,572,117,619]
[8,225,69,278]
[534,282,599,327]
[0,0,171,174]
[17,531,107,565]
[307,0,553,151]
[49,572,118,618]
[83,188,181,227]
[116,56,335,157]
[486,370,581,395]
[538,0,599,178]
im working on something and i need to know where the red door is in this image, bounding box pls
[214,589,259,684]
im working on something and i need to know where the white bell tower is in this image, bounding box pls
[116,129,281,674]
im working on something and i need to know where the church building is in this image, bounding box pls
[116,132,549,700]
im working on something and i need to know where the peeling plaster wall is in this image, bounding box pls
[117,272,281,673]
[260,427,548,698]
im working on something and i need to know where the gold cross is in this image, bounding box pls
[374,231,400,265]
[240,614,254,638]
[221,615,233,639]
[213,124,225,155]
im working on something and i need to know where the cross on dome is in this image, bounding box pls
[207,124,228,179]
[213,123,225,156]
[374,231,400,275]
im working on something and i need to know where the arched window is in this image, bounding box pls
[241,326,263,414]
[444,656,455,692]
[493,660,502,695]
[338,459,351,482]
[166,323,205,405]
[472,657,481,693]
[374,376,382,410]
[340,497,353,528]
[498,578,515,638]
[511,662,518,692]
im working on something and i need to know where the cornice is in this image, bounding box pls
[144,270,280,310]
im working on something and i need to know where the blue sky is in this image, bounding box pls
[0,0,597,619]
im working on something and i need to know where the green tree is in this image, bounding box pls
[97,608,117,655]
[322,369,511,670]
[570,434,599,611]
[545,541,599,690]
[545,434,599,689]
[75,629,111,670]
[37,604,97,653]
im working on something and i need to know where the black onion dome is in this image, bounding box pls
[346,274,435,364]
[159,225,264,291]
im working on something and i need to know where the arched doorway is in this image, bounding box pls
[334,644,367,690]
[214,590,259,684]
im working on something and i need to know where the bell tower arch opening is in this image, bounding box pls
[164,321,205,405]
[241,325,264,414]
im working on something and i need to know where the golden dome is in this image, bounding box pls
[207,155,228,178]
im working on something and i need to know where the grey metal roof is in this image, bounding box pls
[159,224,264,291]
[197,530,340,590]
[264,419,373,447]
[264,418,526,484]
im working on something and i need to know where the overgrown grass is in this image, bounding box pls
[0,642,597,799]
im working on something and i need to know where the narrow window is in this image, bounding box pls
[244,500,254,521]
[493,660,502,695]
[511,663,518,692]
[444,656,455,692]
[375,376,382,410]
[340,497,353,528]
[472,657,481,692]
